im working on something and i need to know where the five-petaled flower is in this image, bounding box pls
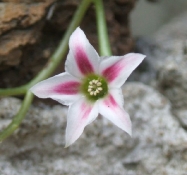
[30,27,145,147]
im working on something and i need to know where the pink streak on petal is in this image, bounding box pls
[81,102,92,120]
[75,46,94,75]
[99,93,132,136]
[53,81,80,95]
[102,60,123,82]
[104,94,117,108]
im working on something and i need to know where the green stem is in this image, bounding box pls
[0,0,92,97]
[93,0,112,56]
[0,85,27,96]
[0,91,33,142]
[28,0,92,87]
[0,0,92,142]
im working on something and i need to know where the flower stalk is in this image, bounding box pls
[0,0,92,97]
[0,91,33,142]
[93,0,112,56]
[0,0,92,142]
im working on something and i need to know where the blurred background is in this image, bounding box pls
[131,0,187,36]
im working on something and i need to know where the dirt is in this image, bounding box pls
[0,0,136,88]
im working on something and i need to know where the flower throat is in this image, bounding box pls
[81,74,108,101]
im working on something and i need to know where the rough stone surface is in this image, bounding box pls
[154,13,187,129]
[154,12,187,109]
[0,1,55,66]
[135,12,187,128]
[0,83,187,175]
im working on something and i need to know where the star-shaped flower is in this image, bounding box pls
[30,27,145,147]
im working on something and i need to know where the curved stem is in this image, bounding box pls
[0,91,33,142]
[0,0,92,142]
[28,0,92,87]
[0,0,92,97]
[93,0,112,56]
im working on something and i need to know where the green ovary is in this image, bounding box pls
[80,74,108,102]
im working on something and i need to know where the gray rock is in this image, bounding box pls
[0,83,187,175]
[154,12,187,128]
[136,12,187,128]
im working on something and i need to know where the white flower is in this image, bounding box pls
[30,27,146,147]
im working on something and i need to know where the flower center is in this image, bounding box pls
[88,79,103,96]
[81,74,108,102]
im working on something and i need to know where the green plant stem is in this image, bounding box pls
[0,91,33,142]
[0,0,92,97]
[28,0,92,87]
[0,0,92,142]
[0,85,28,96]
[93,0,112,56]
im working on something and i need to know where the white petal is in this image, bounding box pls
[65,98,98,147]
[65,27,100,78]
[30,72,81,105]
[100,53,145,88]
[109,88,124,108]
[98,91,132,136]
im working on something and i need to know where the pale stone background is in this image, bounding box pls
[130,0,187,36]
